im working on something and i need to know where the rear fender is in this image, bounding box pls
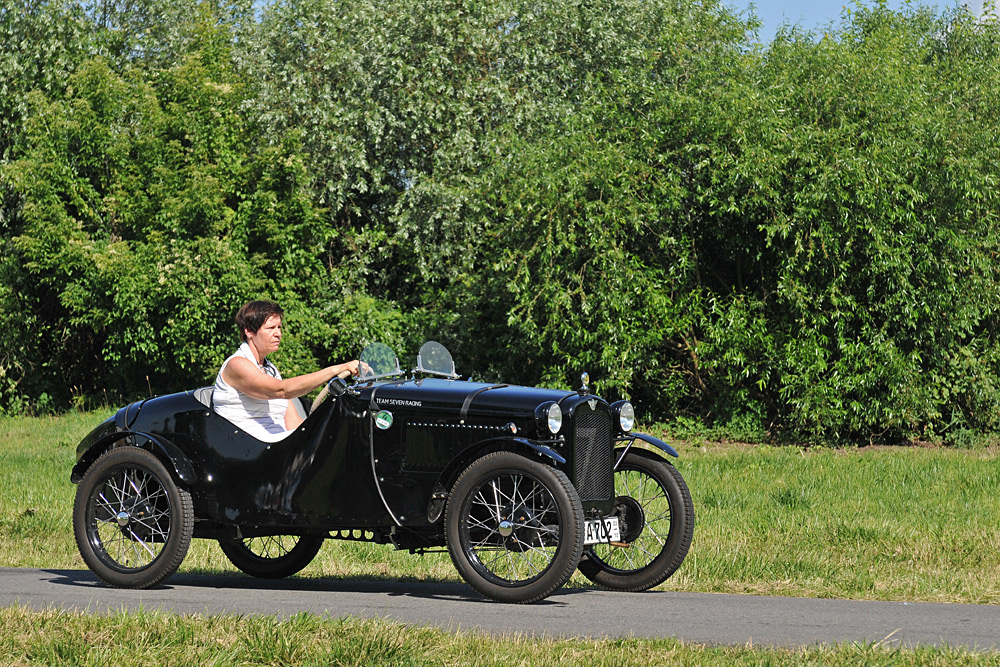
[71,431,198,486]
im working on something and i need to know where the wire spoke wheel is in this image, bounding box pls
[74,447,192,589]
[446,452,584,603]
[465,472,561,581]
[241,535,300,559]
[219,534,324,579]
[578,448,693,592]
[92,468,171,569]
[591,469,669,571]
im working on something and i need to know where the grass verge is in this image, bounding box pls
[3,605,997,666]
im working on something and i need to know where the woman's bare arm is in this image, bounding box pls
[221,357,360,400]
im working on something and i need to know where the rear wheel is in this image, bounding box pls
[218,534,324,579]
[578,448,694,591]
[445,452,584,603]
[73,446,193,588]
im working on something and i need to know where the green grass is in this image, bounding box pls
[3,411,999,663]
[671,442,1000,603]
[4,411,999,604]
[2,605,997,666]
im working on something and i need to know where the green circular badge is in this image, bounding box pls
[375,410,394,430]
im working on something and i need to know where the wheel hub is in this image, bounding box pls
[496,505,549,551]
[117,495,156,540]
[613,495,646,543]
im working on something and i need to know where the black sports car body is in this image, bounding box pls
[72,342,694,603]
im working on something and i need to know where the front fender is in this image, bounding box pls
[511,437,567,465]
[71,431,198,486]
[614,431,679,460]
[425,436,568,524]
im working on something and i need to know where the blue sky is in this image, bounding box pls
[730,1,976,42]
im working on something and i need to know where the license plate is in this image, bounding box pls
[583,517,621,545]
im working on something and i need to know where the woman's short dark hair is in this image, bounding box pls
[235,300,284,342]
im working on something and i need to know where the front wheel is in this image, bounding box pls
[445,452,584,603]
[578,448,694,591]
[218,534,324,579]
[73,446,193,588]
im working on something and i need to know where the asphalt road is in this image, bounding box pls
[2,567,998,651]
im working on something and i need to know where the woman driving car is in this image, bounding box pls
[212,300,361,442]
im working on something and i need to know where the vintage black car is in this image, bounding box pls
[71,342,694,603]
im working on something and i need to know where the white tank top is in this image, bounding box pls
[212,342,291,442]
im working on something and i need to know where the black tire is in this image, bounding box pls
[218,534,324,579]
[578,448,694,591]
[73,446,193,589]
[445,452,585,603]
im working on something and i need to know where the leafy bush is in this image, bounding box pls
[1,0,999,444]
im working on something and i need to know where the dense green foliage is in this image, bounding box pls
[2,0,999,443]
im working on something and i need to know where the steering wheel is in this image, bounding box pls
[310,369,353,415]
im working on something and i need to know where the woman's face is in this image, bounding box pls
[248,314,282,357]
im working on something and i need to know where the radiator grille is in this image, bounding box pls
[573,412,613,501]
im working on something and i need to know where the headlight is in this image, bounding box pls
[611,400,635,432]
[548,403,563,433]
[534,401,563,435]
